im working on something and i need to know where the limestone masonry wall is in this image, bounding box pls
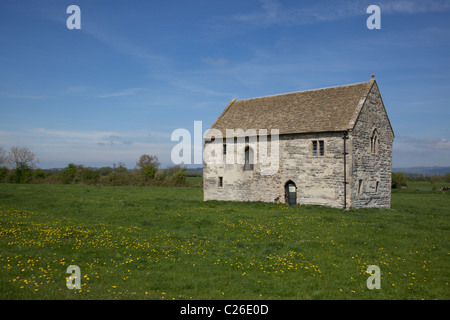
[204,132,348,208]
[203,81,394,209]
[350,83,394,208]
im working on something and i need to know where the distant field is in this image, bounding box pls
[0,182,448,300]
[186,176,202,185]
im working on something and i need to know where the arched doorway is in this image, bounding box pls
[285,180,297,206]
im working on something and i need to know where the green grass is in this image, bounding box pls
[0,182,448,300]
[186,176,202,185]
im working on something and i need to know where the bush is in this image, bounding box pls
[0,167,8,182]
[141,165,157,180]
[430,175,441,184]
[113,163,128,173]
[59,163,77,184]
[39,174,60,184]
[32,168,48,179]
[154,170,167,182]
[0,152,199,188]
[98,167,113,177]
[172,167,187,186]
[8,168,32,183]
[392,172,408,189]
[99,171,133,186]
[80,168,99,185]
[444,172,450,183]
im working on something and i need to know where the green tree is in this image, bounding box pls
[32,168,48,179]
[0,147,7,182]
[137,154,159,180]
[98,166,113,176]
[60,163,77,184]
[80,168,99,185]
[0,167,8,182]
[154,170,167,182]
[137,154,160,169]
[172,167,187,186]
[444,172,450,183]
[430,175,441,184]
[113,162,128,173]
[392,172,407,189]
[142,166,157,180]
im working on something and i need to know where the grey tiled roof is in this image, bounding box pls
[210,79,375,137]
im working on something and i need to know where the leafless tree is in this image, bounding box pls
[6,147,39,170]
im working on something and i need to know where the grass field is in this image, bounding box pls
[0,182,448,300]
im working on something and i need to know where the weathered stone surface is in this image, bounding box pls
[350,82,394,208]
[203,79,394,209]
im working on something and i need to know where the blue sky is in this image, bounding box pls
[0,0,449,169]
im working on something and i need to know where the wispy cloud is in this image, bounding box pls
[97,87,150,98]
[97,135,134,146]
[393,135,450,167]
[395,136,450,152]
[62,86,87,95]
[0,92,47,99]
[230,0,359,26]
[0,127,175,168]
[203,57,229,66]
[380,0,450,14]
[82,25,173,73]
[30,128,171,147]
[229,0,450,27]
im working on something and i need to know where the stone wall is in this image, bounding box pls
[203,81,394,209]
[350,82,394,208]
[203,132,348,208]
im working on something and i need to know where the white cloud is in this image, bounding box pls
[97,87,150,98]
[0,128,176,168]
[82,25,173,73]
[62,86,87,95]
[0,92,47,99]
[229,0,450,27]
[393,136,450,167]
[203,57,229,66]
[395,136,450,152]
[380,0,450,14]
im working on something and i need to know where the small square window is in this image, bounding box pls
[218,177,223,188]
[312,140,324,156]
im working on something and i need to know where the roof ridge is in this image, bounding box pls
[210,98,236,129]
[235,81,371,102]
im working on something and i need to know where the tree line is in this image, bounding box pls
[392,171,450,189]
[0,146,200,187]
[2,146,449,189]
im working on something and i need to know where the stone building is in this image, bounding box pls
[203,75,394,209]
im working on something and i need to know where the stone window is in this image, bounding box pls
[244,147,254,171]
[358,179,363,194]
[218,176,223,188]
[375,181,380,194]
[312,140,325,156]
[370,129,379,154]
[223,143,227,155]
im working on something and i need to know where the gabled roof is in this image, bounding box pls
[210,77,383,137]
